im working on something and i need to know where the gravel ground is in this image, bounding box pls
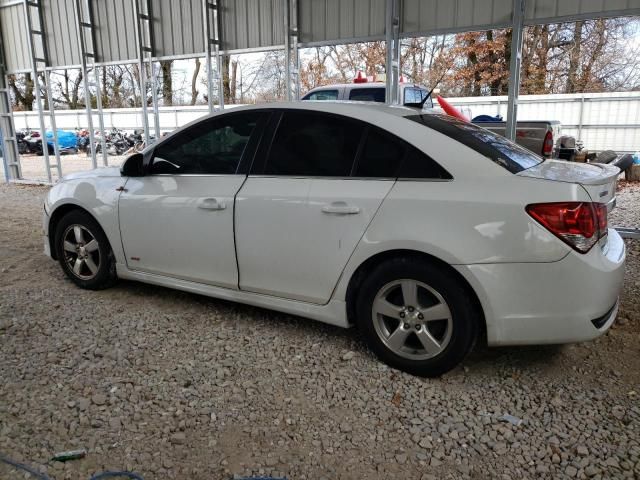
[1,153,126,184]
[0,181,639,480]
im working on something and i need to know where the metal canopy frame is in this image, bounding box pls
[134,0,160,145]
[0,25,21,181]
[24,0,61,182]
[74,0,108,169]
[2,0,640,183]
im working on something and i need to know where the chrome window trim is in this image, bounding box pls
[246,175,453,182]
[149,173,247,178]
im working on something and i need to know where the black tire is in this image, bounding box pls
[613,154,633,171]
[593,150,617,164]
[355,257,479,377]
[54,210,117,290]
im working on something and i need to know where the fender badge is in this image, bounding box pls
[599,190,608,197]
[130,257,140,261]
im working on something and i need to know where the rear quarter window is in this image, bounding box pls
[406,114,543,173]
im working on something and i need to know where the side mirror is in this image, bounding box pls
[121,153,144,177]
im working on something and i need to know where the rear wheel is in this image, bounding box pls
[54,210,117,290]
[355,257,479,377]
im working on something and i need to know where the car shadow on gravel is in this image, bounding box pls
[110,279,571,377]
[463,341,567,376]
[112,279,358,339]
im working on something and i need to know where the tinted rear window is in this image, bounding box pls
[349,87,386,103]
[303,90,339,100]
[406,114,543,173]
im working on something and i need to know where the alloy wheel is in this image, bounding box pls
[372,279,453,360]
[62,224,101,280]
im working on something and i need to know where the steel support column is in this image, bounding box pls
[203,0,215,113]
[0,31,21,181]
[285,0,300,101]
[24,0,57,183]
[213,0,224,110]
[385,0,400,105]
[74,0,98,169]
[505,0,525,141]
[134,0,160,143]
[86,0,107,166]
[284,0,291,101]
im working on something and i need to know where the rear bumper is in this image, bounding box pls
[456,228,625,346]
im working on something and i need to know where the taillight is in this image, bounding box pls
[542,131,553,157]
[526,202,608,253]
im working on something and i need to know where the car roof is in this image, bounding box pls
[222,101,424,119]
[159,101,435,145]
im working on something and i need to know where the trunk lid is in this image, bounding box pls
[517,159,619,207]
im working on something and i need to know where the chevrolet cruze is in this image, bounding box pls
[43,102,625,376]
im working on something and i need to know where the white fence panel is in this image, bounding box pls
[447,91,640,153]
[10,92,640,153]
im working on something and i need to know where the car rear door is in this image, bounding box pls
[234,110,397,304]
[118,111,267,288]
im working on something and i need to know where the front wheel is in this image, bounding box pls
[54,210,117,290]
[355,257,479,377]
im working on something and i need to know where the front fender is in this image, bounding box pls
[47,176,127,264]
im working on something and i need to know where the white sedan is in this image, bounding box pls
[43,102,625,376]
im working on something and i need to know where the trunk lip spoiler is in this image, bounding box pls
[516,159,620,186]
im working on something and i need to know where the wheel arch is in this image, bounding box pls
[48,203,107,260]
[344,249,486,338]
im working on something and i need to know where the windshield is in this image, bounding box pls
[406,113,543,173]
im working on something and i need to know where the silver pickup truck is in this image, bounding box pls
[473,120,575,160]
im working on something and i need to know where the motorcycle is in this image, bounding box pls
[76,128,91,153]
[90,128,136,156]
[22,130,43,154]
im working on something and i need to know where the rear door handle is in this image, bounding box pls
[321,201,360,215]
[198,197,226,210]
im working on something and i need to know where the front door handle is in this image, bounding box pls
[321,201,360,215]
[198,197,226,210]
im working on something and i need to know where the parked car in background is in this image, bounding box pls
[43,102,625,377]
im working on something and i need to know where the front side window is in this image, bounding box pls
[349,87,386,103]
[406,113,543,173]
[264,111,364,177]
[303,90,339,101]
[150,112,263,175]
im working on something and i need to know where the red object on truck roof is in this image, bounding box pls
[353,71,368,83]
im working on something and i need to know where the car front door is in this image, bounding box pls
[118,111,267,288]
[234,110,400,304]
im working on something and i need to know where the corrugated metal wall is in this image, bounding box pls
[153,0,205,57]
[43,0,80,67]
[298,0,386,44]
[220,0,285,51]
[92,0,137,63]
[401,0,513,36]
[2,0,640,70]
[0,3,30,72]
[525,0,640,24]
